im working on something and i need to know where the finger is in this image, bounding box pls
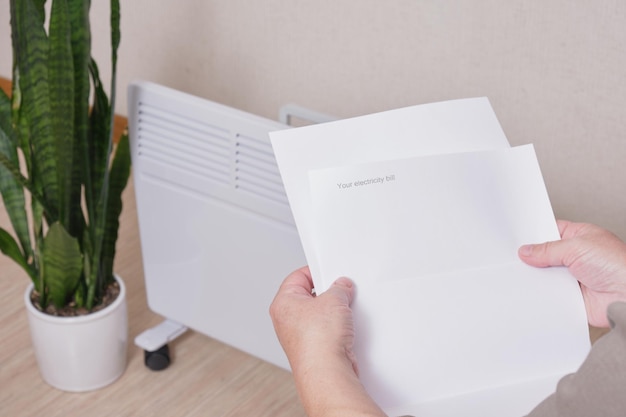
[518,239,577,268]
[321,277,355,305]
[278,266,315,297]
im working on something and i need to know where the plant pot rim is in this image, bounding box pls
[24,274,126,325]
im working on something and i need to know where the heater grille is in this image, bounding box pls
[136,102,231,186]
[134,99,290,211]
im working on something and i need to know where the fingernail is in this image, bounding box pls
[335,277,353,288]
[519,244,533,256]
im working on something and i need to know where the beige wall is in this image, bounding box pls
[1,1,626,238]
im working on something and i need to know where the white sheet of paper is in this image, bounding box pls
[308,145,589,414]
[270,98,590,416]
[270,97,510,291]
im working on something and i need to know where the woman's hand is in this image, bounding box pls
[270,266,358,375]
[519,220,626,327]
[270,266,386,417]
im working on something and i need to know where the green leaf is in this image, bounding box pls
[0,227,35,280]
[0,151,53,215]
[83,60,111,309]
[49,0,77,233]
[0,89,15,145]
[100,133,130,287]
[85,59,110,227]
[31,0,46,25]
[111,0,121,59]
[73,280,86,308]
[12,0,60,222]
[109,0,121,118]
[76,226,93,307]
[0,91,33,261]
[42,222,83,308]
[67,0,92,239]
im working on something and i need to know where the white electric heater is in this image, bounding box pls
[128,81,312,369]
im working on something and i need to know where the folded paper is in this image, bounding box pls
[270,98,589,417]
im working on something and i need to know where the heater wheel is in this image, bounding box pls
[144,344,171,371]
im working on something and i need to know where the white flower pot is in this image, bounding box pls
[24,275,128,392]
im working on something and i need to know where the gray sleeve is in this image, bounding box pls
[526,301,626,417]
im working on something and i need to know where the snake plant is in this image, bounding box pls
[0,0,130,312]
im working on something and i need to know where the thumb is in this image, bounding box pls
[321,277,355,305]
[518,240,575,268]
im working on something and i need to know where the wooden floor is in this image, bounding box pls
[0,179,306,417]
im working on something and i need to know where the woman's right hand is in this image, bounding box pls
[519,220,626,328]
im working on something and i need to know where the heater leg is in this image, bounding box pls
[135,319,187,371]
